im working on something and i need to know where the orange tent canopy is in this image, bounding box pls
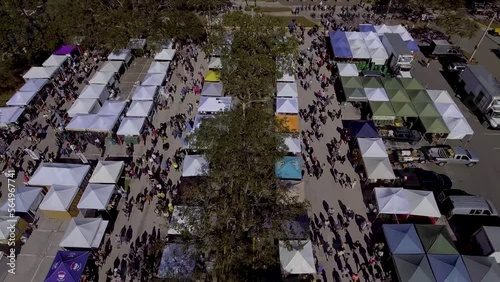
[276,114,299,132]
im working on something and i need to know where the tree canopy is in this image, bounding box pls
[436,11,480,39]
[205,12,298,102]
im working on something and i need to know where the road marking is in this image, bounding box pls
[494,148,500,150]
[484,133,500,136]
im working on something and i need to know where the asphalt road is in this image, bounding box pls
[411,36,500,211]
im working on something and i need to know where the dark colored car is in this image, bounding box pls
[394,168,452,193]
[380,126,422,145]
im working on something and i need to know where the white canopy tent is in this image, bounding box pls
[79,84,110,104]
[132,86,158,101]
[182,155,208,177]
[348,37,371,59]
[117,117,146,136]
[208,57,222,69]
[148,61,170,74]
[443,117,474,140]
[155,49,176,61]
[89,71,116,85]
[276,98,299,114]
[435,103,464,118]
[98,100,126,116]
[59,218,109,249]
[87,115,120,132]
[77,184,116,210]
[278,72,296,83]
[23,66,59,80]
[284,135,301,153]
[89,161,124,184]
[0,216,21,243]
[375,24,393,36]
[198,97,232,113]
[277,82,298,98]
[405,190,441,218]
[337,63,359,77]
[67,99,101,118]
[279,240,316,274]
[19,79,48,92]
[42,55,69,67]
[358,138,388,158]
[99,61,124,73]
[374,187,410,215]
[28,163,90,187]
[363,157,395,180]
[6,91,37,106]
[201,82,224,97]
[365,88,390,102]
[39,184,79,212]
[126,101,154,117]
[427,90,454,104]
[363,32,389,65]
[107,49,132,64]
[0,187,43,215]
[142,73,167,86]
[66,114,98,131]
[0,107,25,125]
[389,25,413,41]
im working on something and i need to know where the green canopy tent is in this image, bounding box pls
[393,254,436,282]
[341,76,363,89]
[420,117,450,134]
[387,88,411,103]
[344,87,367,102]
[399,78,424,90]
[408,90,433,104]
[381,77,404,90]
[369,101,396,119]
[414,103,441,118]
[415,225,458,255]
[361,77,384,88]
[392,102,419,117]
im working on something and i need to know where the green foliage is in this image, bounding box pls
[182,107,308,281]
[205,11,298,102]
[437,11,480,39]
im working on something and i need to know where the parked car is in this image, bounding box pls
[378,126,422,144]
[421,145,479,166]
[394,168,452,192]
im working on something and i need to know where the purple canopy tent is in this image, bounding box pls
[45,251,89,282]
[54,44,81,56]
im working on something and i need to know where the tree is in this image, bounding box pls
[181,106,308,281]
[205,12,298,103]
[436,11,479,39]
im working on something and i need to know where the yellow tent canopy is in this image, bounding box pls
[205,71,221,82]
[276,114,299,132]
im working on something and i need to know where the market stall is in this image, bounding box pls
[399,78,425,91]
[0,187,44,216]
[6,91,38,107]
[386,88,410,103]
[154,49,176,61]
[131,85,158,101]
[204,70,221,82]
[79,84,110,104]
[147,61,170,74]
[415,225,458,255]
[427,254,470,281]
[346,32,371,60]
[329,30,353,59]
[42,55,69,67]
[89,71,116,86]
[19,78,49,92]
[275,156,302,180]
[426,90,454,104]
[442,117,474,140]
[198,97,232,113]
[208,57,222,69]
[117,117,146,144]
[67,99,101,118]
[107,49,133,65]
[22,66,59,80]
[383,224,425,255]
[365,88,389,102]
[337,63,359,77]
[391,102,419,117]
[462,256,500,282]
[0,216,28,250]
[276,98,299,114]
[277,72,295,82]
[99,61,124,74]
[284,134,301,154]
[369,101,396,122]
[77,183,116,211]
[408,90,433,104]
[28,163,90,188]
[358,138,387,157]
[276,114,299,133]
[89,160,124,184]
[278,240,316,274]
[343,120,379,138]
[39,184,81,219]
[45,251,90,282]
[392,254,435,282]
[414,103,441,118]
[142,72,167,86]
[363,31,389,65]
[126,101,154,117]
[277,82,299,98]
[361,77,384,89]
[54,44,81,56]
[182,155,208,177]
[363,157,395,180]
[420,117,450,134]
[86,115,120,132]
[99,100,126,116]
[201,82,224,97]
[59,218,108,249]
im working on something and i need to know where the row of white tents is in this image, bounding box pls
[358,137,395,180]
[374,187,441,218]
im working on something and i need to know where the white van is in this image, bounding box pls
[440,194,499,218]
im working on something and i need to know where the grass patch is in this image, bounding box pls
[0,92,13,106]
[271,16,318,27]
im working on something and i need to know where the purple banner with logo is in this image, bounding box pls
[45,251,89,282]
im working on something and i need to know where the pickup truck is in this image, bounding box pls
[378,126,422,145]
[421,145,479,166]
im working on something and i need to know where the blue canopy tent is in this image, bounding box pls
[383,224,425,255]
[329,30,353,58]
[276,156,302,180]
[45,251,89,282]
[428,254,471,282]
[406,40,420,52]
[342,120,380,138]
[359,24,376,33]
